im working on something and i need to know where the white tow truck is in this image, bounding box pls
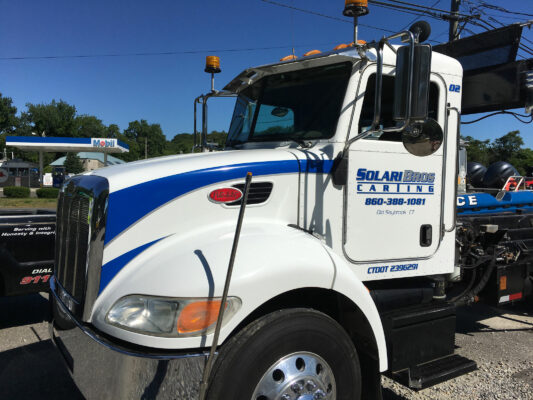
[49,6,533,400]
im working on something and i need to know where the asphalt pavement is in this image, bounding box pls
[0,293,531,400]
[0,293,83,400]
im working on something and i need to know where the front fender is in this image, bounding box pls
[92,222,336,349]
[325,247,388,372]
[92,222,387,373]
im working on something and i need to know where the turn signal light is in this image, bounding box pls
[303,49,321,57]
[205,56,221,73]
[177,300,226,334]
[343,0,369,17]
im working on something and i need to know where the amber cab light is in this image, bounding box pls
[303,49,321,57]
[334,43,349,50]
[205,55,221,73]
[343,0,369,17]
[280,54,298,62]
[209,187,243,203]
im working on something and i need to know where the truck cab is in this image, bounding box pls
[50,29,476,400]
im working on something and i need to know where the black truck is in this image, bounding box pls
[0,209,55,296]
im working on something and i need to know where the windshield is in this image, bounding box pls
[226,62,352,146]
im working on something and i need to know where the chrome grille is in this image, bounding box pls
[53,175,109,321]
[54,189,92,304]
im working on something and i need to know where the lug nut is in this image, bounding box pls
[291,382,303,393]
[306,380,317,391]
[313,390,326,399]
[281,394,292,400]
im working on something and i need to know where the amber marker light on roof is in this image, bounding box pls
[343,0,369,17]
[348,40,367,46]
[303,49,321,57]
[205,56,221,73]
[334,43,349,50]
[280,54,298,61]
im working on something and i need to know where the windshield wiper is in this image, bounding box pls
[288,138,312,148]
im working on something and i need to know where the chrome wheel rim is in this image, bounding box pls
[251,351,336,400]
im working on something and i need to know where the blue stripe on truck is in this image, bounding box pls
[99,238,163,294]
[99,158,334,292]
[105,160,302,245]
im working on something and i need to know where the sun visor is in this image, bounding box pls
[434,24,532,115]
[434,24,523,71]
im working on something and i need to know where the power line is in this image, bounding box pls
[460,1,533,56]
[480,13,533,21]
[400,0,442,31]
[472,25,533,56]
[370,1,443,21]
[461,110,533,124]
[467,18,533,56]
[463,0,533,49]
[369,0,474,19]
[477,1,533,18]
[462,0,532,21]
[259,0,446,44]
[259,0,397,33]
[0,43,343,61]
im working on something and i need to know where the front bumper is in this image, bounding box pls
[49,278,207,400]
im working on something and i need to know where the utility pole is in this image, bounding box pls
[145,136,147,159]
[449,0,461,42]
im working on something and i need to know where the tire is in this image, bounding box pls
[207,308,361,400]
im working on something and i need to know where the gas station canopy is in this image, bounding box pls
[6,136,129,153]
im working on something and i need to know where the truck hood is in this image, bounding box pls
[86,149,301,245]
[86,149,298,194]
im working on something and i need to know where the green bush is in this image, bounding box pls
[3,186,30,198]
[36,188,59,198]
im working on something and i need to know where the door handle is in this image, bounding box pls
[420,224,432,247]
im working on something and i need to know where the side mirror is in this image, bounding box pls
[393,44,432,123]
[402,118,443,157]
[271,107,289,117]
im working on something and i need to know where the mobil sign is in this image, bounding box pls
[92,138,117,149]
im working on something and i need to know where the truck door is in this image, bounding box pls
[343,68,446,262]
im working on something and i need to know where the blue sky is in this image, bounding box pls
[0,0,531,145]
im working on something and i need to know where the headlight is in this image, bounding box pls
[105,295,241,337]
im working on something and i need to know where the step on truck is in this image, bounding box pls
[49,7,533,400]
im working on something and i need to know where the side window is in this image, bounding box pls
[228,96,257,144]
[360,74,439,141]
[253,105,295,139]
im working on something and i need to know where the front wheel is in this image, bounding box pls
[207,308,361,400]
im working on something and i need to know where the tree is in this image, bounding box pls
[168,133,194,154]
[462,136,490,165]
[75,115,106,138]
[166,130,227,155]
[0,93,18,135]
[463,131,533,176]
[0,93,20,158]
[25,100,77,137]
[207,130,228,148]
[489,130,523,164]
[64,152,84,174]
[124,120,166,159]
[106,124,120,138]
